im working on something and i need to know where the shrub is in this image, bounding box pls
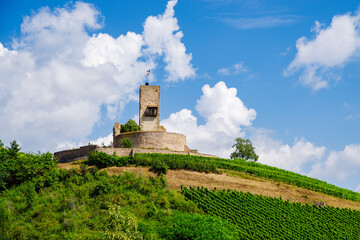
[121,138,133,148]
[91,181,111,197]
[104,205,143,240]
[120,119,141,133]
[150,159,168,176]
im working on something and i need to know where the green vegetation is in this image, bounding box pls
[0,147,57,191]
[182,186,360,239]
[1,143,360,239]
[121,138,133,148]
[87,152,360,202]
[120,119,141,133]
[0,148,236,239]
[87,151,219,174]
[230,137,258,162]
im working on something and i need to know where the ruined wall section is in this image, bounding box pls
[54,145,97,163]
[113,131,186,151]
[139,85,160,131]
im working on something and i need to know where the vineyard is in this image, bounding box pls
[87,151,360,202]
[182,186,360,239]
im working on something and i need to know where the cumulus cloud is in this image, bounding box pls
[285,12,360,90]
[0,1,195,152]
[143,0,195,81]
[250,128,326,173]
[162,81,256,157]
[309,144,360,181]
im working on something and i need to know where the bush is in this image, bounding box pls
[120,119,141,133]
[121,138,133,148]
[104,205,143,240]
[91,181,111,197]
[150,159,168,176]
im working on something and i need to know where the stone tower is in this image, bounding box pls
[139,84,160,131]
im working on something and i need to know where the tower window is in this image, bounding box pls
[145,106,158,116]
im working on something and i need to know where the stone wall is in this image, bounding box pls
[113,131,186,151]
[54,145,97,163]
[139,85,160,131]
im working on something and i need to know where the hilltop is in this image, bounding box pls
[1,148,360,239]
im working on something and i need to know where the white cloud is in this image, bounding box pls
[217,62,247,75]
[90,133,113,147]
[286,12,360,90]
[143,0,195,82]
[309,144,360,181]
[162,81,256,157]
[250,128,326,173]
[355,185,360,193]
[0,1,195,152]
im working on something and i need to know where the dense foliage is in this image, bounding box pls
[182,186,360,239]
[0,147,57,191]
[120,119,141,133]
[230,138,258,162]
[87,151,219,175]
[87,152,360,202]
[0,160,237,239]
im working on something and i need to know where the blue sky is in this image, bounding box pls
[1,0,360,192]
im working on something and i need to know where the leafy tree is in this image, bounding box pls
[121,119,141,133]
[230,138,258,162]
[9,140,21,154]
[0,139,4,148]
[121,138,133,148]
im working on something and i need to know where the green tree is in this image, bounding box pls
[0,139,4,148]
[9,140,21,153]
[121,138,133,148]
[8,140,21,158]
[230,138,258,162]
[121,119,141,133]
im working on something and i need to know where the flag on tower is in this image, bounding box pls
[147,69,151,76]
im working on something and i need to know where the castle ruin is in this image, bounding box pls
[112,84,187,151]
[54,84,216,163]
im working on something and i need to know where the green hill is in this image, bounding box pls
[1,147,360,239]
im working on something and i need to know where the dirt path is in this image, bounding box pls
[58,163,360,210]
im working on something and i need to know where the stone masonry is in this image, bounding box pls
[139,85,160,131]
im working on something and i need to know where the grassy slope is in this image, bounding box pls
[2,149,360,239]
